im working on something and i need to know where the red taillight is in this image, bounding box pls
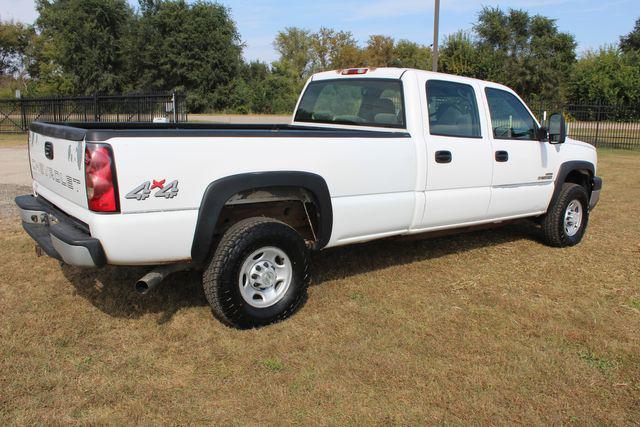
[341,68,368,75]
[85,143,119,212]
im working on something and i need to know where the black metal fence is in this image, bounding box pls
[529,102,640,150]
[2,93,638,149]
[0,93,188,133]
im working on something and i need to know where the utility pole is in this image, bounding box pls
[432,0,440,72]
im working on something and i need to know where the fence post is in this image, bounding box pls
[594,101,602,147]
[20,99,27,132]
[93,93,99,122]
[172,92,177,123]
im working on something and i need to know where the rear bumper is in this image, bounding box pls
[15,195,106,268]
[589,176,602,210]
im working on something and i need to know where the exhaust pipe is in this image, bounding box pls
[135,264,189,295]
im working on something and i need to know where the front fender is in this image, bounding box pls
[547,160,595,211]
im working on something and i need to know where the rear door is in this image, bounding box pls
[483,87,553,217]
[29,130,87,208]
[417,77,493,229]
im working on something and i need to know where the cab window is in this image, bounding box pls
[426,80,481,138]
[294,79,405,129]
[485,88,538,140]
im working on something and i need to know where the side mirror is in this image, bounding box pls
[548,113,566,144]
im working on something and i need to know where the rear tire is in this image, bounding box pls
[541,183,590,247]
[202,217,310,328]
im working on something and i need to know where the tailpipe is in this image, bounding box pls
[135,263,189,295]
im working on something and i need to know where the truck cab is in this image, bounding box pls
[293,68,599,234]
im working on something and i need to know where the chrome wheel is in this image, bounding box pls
[564,199,583,237]
[238,246,292,308]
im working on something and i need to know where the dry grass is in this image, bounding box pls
[0,134,27,148]
[1,150,639,425]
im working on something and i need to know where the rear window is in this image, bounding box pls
[294,79,405,129]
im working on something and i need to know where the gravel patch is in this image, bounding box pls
[0,184,31,223]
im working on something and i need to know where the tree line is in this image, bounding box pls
[1,0,639,113]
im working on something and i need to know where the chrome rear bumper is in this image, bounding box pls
[15,195,106,268]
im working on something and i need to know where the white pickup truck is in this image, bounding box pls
[16,68,602,328]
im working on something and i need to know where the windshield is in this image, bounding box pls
[294,79,405,129]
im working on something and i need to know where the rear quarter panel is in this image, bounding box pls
[103,134,417,261]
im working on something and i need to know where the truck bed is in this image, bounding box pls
[30,121,410,142]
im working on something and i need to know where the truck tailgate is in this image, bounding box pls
[29,130,87,208]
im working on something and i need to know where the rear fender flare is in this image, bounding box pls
[191,171,332,264]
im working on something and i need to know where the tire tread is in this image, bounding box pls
[542,183,589,247]
[202,217,309,328]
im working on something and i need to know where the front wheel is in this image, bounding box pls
[541,183,590,247]
[202,217,310,328]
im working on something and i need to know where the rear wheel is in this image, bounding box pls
[202,217,310,328]
[541,183,590,247]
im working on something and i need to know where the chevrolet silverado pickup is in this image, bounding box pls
[16,68,602,328]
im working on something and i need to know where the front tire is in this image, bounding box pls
[202,217,310,328]
[541,183,590,247]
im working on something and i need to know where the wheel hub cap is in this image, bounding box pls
[564,199,583,237]
[239,246,292,308]
[249,261,277,290]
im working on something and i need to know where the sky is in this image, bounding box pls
[0,0,637,63]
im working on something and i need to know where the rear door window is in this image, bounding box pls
[295,79,405,129]
[426,80,481,138]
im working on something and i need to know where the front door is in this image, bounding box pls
[418,78,493,229]
[483,87,554,218]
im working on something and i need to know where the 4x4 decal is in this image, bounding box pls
[126,179,179,200]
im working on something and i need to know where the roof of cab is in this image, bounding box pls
[310,67,514,93]
[311,67,408,80]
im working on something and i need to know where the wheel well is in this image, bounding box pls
[565,169,592,195]
[213,187,320,246]
[191,172,333,264]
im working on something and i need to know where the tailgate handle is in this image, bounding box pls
[44,141,54,160]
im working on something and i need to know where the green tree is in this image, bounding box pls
[310,27,361,71]
[273,27,313,81]
[227,61,297,114]
[264,65,300,113]
[272,26,363,86]
[364,35,394,67]
[567,46,640,106]
[392,39,431,69]
[137,0,162,15]
[35,0,134,94]
[440,31,477,76]
[125,0,243,111]
[0,21,34,76]
[620,18,640,53]
[473,7,576,102]
[0,20,40,96]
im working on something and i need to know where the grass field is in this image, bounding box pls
[1,151,639,425]
[0,134,27,148]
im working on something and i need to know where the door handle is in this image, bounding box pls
[435,150,452,164]
[495,150,509,162]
